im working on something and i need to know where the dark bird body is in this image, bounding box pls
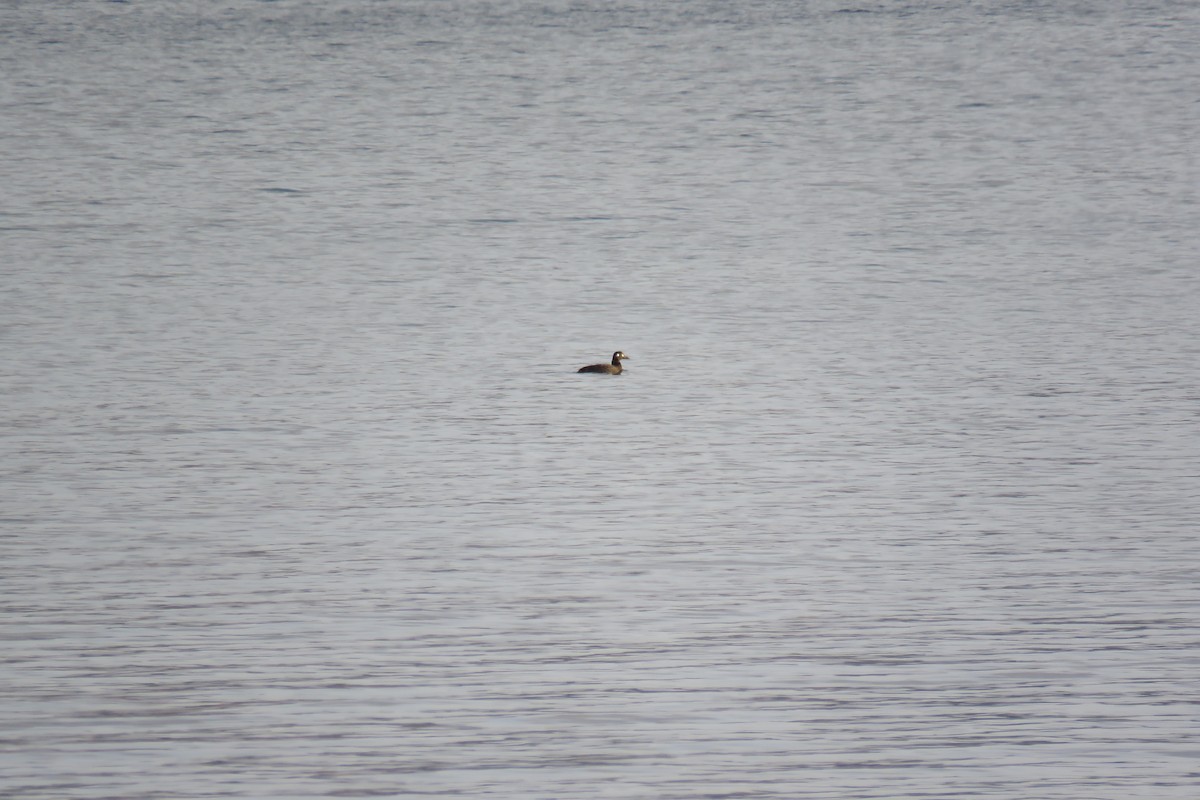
[577,351,629,374]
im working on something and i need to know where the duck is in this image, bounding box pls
[577,351,629,374]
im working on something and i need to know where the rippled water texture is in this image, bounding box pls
[3,1,1199,798]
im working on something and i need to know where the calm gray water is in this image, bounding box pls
[3,1,1199,798]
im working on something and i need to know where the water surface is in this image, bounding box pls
[3,1,1199,798]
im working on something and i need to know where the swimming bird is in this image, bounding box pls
[577,351,629,374]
